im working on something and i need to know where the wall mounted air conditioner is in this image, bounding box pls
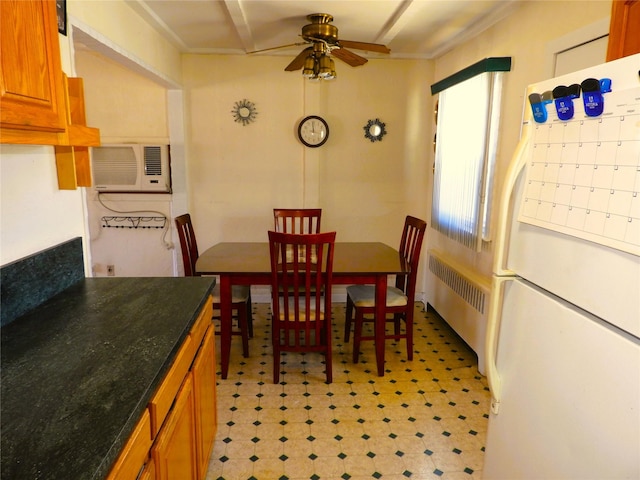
[91,144,171,193]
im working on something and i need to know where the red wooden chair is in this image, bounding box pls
[273,208,323,295]
[175,213,253,357]
[268,230,336,383]
[273,208,322,234]
[344,215,427,363]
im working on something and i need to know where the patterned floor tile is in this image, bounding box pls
[206,303,490,480]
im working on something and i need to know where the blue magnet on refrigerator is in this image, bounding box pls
[581,77,610,117]
[567,83,581,99]
[552,85,577,120]
[528,93,548,123]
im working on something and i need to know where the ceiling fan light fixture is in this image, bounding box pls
[317,54,333,78]
[270,12,389,82]
[302,54,317,78]
[328,57,336,79]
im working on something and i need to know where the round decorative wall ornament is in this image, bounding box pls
[363,118,387,142]
[231,99,258,126]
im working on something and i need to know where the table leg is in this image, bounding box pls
[374,274,387,376]
[219,275,232,379]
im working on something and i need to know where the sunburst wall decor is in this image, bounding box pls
[363,118,387,142]
[231,99,258,126]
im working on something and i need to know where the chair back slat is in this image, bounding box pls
[396,216,427,298]
[175,213,199,277]
[273,208,322,234]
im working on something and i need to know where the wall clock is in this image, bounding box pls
[298,115,329,148]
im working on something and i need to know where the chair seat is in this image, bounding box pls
[212,284,251,304]
[346,285,408,308]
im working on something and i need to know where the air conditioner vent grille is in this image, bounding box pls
[144,146,162,176]
[92,146,137,185]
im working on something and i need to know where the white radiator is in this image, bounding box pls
[427,249,490,375]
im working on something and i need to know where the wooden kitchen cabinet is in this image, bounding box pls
[55,75,100,189]
[152,373,199,480]
[106,296,216,480]
[1,0,100,190]
[606,0,640,60]
[0,0,67,144]
[105,411,152,480]
[192,327,218,479]
[149,334,195,438]
[138,459,155,480]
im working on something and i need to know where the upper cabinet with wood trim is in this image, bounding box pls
[55,76,98,189]
[0,0,100,189]
[607,0,640,61]
[0,0,100,147]
[0,0,67,144]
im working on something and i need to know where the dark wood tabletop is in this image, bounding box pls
[196,242,406,281]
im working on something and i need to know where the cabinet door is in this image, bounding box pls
[192,326,217,479]
[0,0,66,140]
[606,0,640,60]
[153,373,198,480]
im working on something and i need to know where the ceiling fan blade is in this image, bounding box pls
[331,48,368,67]
[338,40,390,54]
[284,47,313,71]
[247,42,308,54]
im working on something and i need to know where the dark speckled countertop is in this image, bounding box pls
[0,277,216,480]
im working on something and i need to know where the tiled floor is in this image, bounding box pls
[206,303,490,480]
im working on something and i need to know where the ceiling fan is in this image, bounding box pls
[250,13,390,79]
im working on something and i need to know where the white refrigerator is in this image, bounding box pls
[483,53,640,480]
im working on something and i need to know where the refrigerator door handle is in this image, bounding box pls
[486,111,531,415]
[486,275,514,414]
[492,121,531,276]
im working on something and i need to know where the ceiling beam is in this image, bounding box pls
[223,0,255,52]
[124,0,188,50]
[375,0,415,46]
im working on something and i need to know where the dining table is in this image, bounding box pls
[196,241,408,379]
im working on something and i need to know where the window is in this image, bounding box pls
[431,58,510,251]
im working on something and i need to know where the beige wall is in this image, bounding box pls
[68,0,182,85]
[76,50,169,144]
[74,50,173,277]
[0,145,87,265]
[182,55,432,258]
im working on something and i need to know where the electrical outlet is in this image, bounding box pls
[107,265,115,276]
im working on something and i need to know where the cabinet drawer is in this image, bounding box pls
[105,409,151,480]
[191,296,213,349]
[149,334,194,437]
[139,457,155,480]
